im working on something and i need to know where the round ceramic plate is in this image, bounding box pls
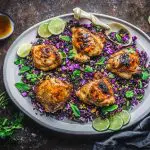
[3,13,150,135]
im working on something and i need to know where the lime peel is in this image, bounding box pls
[17,43,32,58]
[38,23,52,38]
[118,110,131,125]
[92,117,110,132]
[48,18,66,35]
[109,115,123,131]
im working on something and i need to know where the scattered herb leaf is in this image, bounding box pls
[95,25,102,32]
[19,66,30,73]
[125,90,134,98]
[0,112,24,138]
[126,101,130,110]
[72,70,81,79]
[15,82,31,91]
[127,48,135,53]
[108,73,115,79]
[14,58,25,65]
[138,80,143,88]
[101,104,118,114]
[0,92,9,109]
[59,35,71,42]
[60,51,67,59]
[84,66,93,73]
[96,57,105,65]
[116,33,122,43]
[141,71,149,80]
[68,50,76,59]
[136,94,144,100]
[70,103,80,117]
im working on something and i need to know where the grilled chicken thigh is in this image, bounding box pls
[72,27,105,63]
[35,78,73,113]
[106,48,140,79]
[32,44,62,71]
[76,72,115,107]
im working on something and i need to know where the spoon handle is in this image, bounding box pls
[73,7,110,30]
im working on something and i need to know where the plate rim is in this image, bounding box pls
[3,13,150,135]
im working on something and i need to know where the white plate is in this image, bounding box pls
[3,13,150,134]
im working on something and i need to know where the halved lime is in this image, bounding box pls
[92,117,110,132]
[109,115,123,131]
[17,43,32,58]
[48,18,66,35]
[118,110,131,125]
[38,23,52,38]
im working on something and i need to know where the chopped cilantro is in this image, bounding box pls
[68,50,76,59]
[125,90,134,98]
[70,103,80,117]
[84,66,93,72]
[19,66,30,73]
[141,71,149,80]
[116,33,122,43]
[96,57,105,65]
[101,104,118,115]
[108,73,115,79]
[59,35,71,42]
[138,80,143,88]
[15,82,31,92]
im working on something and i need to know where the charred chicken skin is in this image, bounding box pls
[35,78,73,113]
[32,44,62,71]
[71,27,105,63]
[76,72,115,107]
[106,48,140,79]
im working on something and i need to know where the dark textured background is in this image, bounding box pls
[0,0,150,149]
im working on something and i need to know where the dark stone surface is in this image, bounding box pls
[0,0,150,149]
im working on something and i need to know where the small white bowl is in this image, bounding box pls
[0,12,14,40]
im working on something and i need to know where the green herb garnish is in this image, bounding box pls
[95,25,102,32]
[126,101,130,110]
[68,50,76,59]
[60,51,67,59]
[26,73,39,83]
[19,66,30,73]
[0,92,9,109]
[59,35,71,42]
[15,82,31,91]
[0,113,24,138]
[138,80,143,88]
[108,73,115,79]
[84,65,93,73]
[115,33,122,43]
[72,70,81,79]
[14,58,25,65]
[70,103,80,117]
[101,104,118,115]
[141,71,149,80]
[96,57,105,65]
[125,90,134,98]
[127,48,135,53]
[136,94,144,100]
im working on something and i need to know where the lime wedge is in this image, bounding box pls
[92,117,110,132]
[118,110,131,125]
[17,43,32,58]
[48,18,66,35]
[38,23,52,38]
[109,115,123,131]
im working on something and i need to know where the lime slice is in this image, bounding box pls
[38,23,52,38]
[109,115,123,131]
[17,43,32,58]
[92,117,110,132]
[48,18,66,35]
[118,110,131,125]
